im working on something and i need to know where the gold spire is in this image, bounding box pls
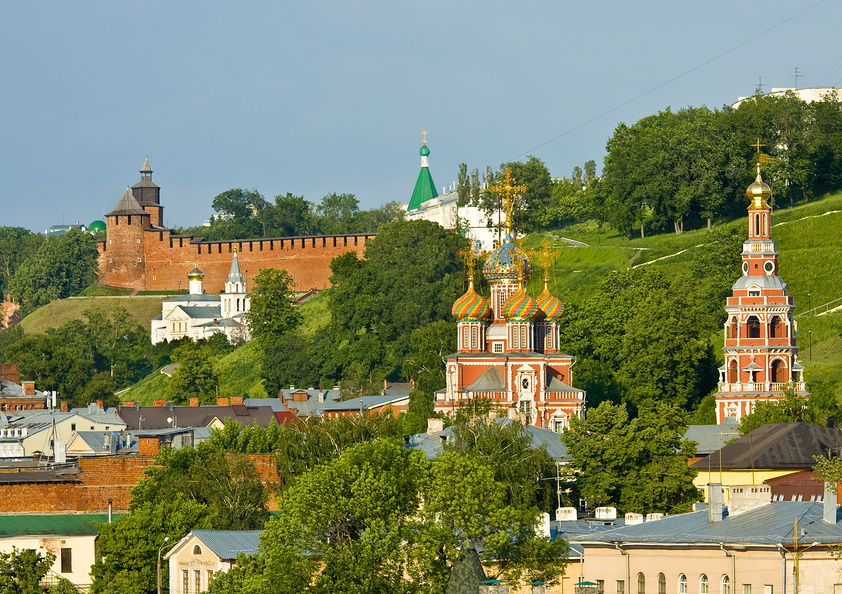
[746,140,772,209]
[458,245,478,289]
[487,168,527,236]
[422,130,428,145]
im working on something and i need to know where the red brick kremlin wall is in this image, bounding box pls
[0,453,282,513]
[98,228,374,293]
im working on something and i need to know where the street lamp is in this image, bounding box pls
[157,535,170,594]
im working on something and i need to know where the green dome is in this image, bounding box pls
[89,220,106,232]
[419,144,430,157]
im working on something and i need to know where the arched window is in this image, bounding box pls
[721,575,730,594]
[747,316,761,339]
[678,574,687,594]
[770,316,784,338]
[236,298,240,312]
[192,544,202,555]
[658,573,666,594]
[728,317,738,339]
[771,359,787,383]
[700,574,709,594]
[754,213,760,236]
[728,360,738,383]
[520,326,527,349]
[471,326,477,349]
[637,572,645,594]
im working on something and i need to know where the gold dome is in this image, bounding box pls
[746,163,771,209]
[187,265,204,281]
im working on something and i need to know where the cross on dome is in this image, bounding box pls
[487,169,527,236]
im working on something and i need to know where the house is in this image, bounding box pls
[568,483,842,594]
[0,363,48,412]
[117,398,279,430]
[265,388,342,416]
[692,422,842,502]
[319,394,410,418]
[683,420,739,463]
[165,530,262,594]
[0,403,127,459]
[0,513,113,590]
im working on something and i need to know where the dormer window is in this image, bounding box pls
[748,290,760,297]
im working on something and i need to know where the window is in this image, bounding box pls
[748,290,760,297]
[637,572,645,594]
[195,569,201,593]
[471,327,477,349]
[747,316,761,338]
[183,570,189,594]
[60,548,72,573]
[678,574,688,594]
[520,326,527,348]
[208,570,214,587]
[193,544,202,555]
[493,343,503,353]
[700,574,709,593]
[616,579,624,593]
[722,575,731,594]
[742,585,751,594]
[70,424,76,432]
[658,573,666,594]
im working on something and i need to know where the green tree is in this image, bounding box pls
[401,320,456,433]
[316,192,360,235]
[737,388,812,435]
[352,201,407,233]
[164,343,219,404]
[261,332,320,397]
[265,193,318,237]
[496,156,554,232]
[0,226,43,300]
[8,228,99,315]
[91,497,214,594]
[457,163,470,206]
[208,188,269,239]
[562,401,699,514]
[0,548,76,594]
[246,268,301,342]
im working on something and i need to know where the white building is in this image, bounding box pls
[404,139,498,251]
[733,86,839,108]
[151,251,250,344]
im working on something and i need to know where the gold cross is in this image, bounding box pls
[422,131,428,144]
[487,168,527,235]
[751,138,765,154]
[526,239,560,283]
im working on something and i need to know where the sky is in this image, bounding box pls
[2,1,841,233]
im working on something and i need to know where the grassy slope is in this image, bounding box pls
[118,291,333,405]
[20,296,172,335]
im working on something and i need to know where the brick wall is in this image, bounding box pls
[98,227,373,293]
[0,453,282,513]
[100,213,151,291]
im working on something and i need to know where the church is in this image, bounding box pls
[150,251,250,345]
[713,162,808,423]
[433,172,586,432]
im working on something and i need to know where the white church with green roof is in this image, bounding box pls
[404,136,498,251]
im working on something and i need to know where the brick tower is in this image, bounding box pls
[102,186,151,291]
[131,156,164,227]
[713,163,807,424]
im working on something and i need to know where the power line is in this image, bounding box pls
[512,0,828,161]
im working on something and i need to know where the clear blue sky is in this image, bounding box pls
[1,1,839,233]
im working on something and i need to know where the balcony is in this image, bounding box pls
[717,381,806,394]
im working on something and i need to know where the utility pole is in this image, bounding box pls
[756,76,765,94]
[792,67,804,90]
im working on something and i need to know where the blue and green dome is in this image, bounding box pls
[483,235,533,283]
[420,144,430,157]
[89,220,106,232]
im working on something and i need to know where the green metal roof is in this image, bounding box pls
[408,165,438,211]
[0,514,118,536]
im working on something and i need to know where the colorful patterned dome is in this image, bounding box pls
[502,287,541,321]
[536,285,564,321]
[452,279,491,321]
[483,235,533,283]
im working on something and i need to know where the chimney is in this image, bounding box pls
[293,391,307,402]
[153,399,167,408]
[22,381,35,396]
[96,399,104,410]
[824,482,837,524]
[60,401,68,413]
[138,436,160,457]
[427,418,444,435]
[217,397,229,406]
[708,483,724,523]
[0,363,20,385]
[231,396,244,405]
[189,397,199,407]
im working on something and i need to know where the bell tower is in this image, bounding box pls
[131,156,164,227]
[714,155,807,424]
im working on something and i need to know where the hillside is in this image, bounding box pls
[20,295,173,335]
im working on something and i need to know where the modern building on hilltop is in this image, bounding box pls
[713,163,808,424]
[150,250,250,344]
[405,136,498,251]
[732,86,840,108]
[434,173,585,431]
[98,157,372,293]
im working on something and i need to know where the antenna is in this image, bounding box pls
[756,76,765,94]
[792,67,804,90]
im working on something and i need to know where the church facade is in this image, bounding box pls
[713,164,808,424]
[98,158,372,294]
[434,174,585,431]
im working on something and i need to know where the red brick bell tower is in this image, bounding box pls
[714,163,808,424]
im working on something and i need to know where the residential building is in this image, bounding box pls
[150,250,250,344]
[0,363,48,412]
[733,86,840,108]
[319,394,410,418]
[117,398,280,430]
[692,423,841,502]
[165,530,262,594]
[0,513,112,591]
[713,163,807,424]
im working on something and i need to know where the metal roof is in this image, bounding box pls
[569,501,842,546]
[684,421,739,455]
[106,187,148,217]
[464,367,505,392]
[0,514,117,536]
[320,395,408,413]
[693,423,842,471]
[190,530,262,560]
